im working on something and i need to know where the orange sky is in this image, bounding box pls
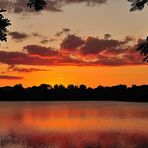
[0,0,148,87]
[0,65,148,88]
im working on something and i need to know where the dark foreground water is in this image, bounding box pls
[0,101,148,148]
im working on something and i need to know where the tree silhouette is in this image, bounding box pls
[128,0,148,62]
[137,37,148,62]
[0,9,11,42]
[27,0,47,11]
[0,83,148,101]
[128,0,148,11]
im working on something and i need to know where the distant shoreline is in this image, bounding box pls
[0,84,148,102]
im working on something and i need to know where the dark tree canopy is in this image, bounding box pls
[137,37,148,62]
[0,9,11,42]
[128,0,148,62]
[0,84,148,101]
[128,0,148,11]
[27,0,47,11]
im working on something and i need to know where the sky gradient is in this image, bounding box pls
[0,0,148,87]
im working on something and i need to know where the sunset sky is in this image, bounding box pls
[0,0,148,87]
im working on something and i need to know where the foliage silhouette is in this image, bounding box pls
[137,36,148,62]
[0,84,147,101]
[27,0,47,11]
[128,0,148,61]
[128,0,148,11]
[0,9,11,42]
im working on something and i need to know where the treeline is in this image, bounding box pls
[0,84,148,102]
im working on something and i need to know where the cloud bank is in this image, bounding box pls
[0,33,146,67]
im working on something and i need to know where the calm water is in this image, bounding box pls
[0,101,148,148]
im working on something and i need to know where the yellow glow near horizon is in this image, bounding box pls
[0,66,148,87]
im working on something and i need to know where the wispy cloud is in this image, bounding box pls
[7,65,51,73]
[55,28,70,37]
[0,75,23,80]
[9,31,29,42]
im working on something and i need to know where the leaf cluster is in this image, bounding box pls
[27,0,47,11]
[0,9,11,42]
[137,37,148,62]
[128,0,148,11]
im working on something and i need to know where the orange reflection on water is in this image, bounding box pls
[22,113,148,133]
[0,102,148,133]
[0,102,148,148]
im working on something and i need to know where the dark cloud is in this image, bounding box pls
[104,34,111,40]
[0,34,146,66]
[61,34,84,51]
[0,50,80,66]
[40,39,49,44]
[32,32,42,38]
[24,45,59,57]
[60,34,133,56]
[137,38,145,44]
[60,34,146,66]
[55,28,70,37]
[80,36,127,55]
[9,31,29,41]
[49,38,56,42]
[7,65,51,73]
[0,0,108,13]
[0,75,23,80]
[48,0,108,12]
[0,51,53,66]
[32,32,50,44]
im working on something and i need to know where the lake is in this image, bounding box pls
[0,101,148,148]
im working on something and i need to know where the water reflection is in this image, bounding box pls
[0,101,148,147]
